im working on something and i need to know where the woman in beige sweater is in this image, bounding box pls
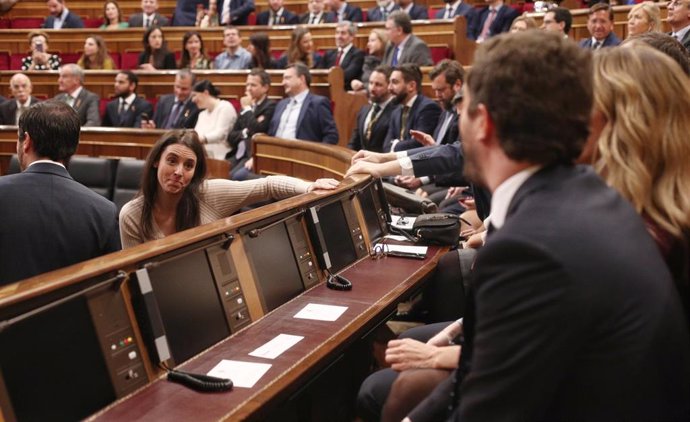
[119,130,338,248]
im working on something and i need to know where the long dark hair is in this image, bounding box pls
[103,0,124,24]
[142,26,171,69]
[81,35,109,69]
[249,32,272,69]
[287,26,313,68]
[179,31,208,69]
[138,130,208,241]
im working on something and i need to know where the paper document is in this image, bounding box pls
[207,360,272,388]
[375,243,428,259]
[294,303,348,321]
[249,334,304,360]
[383,234,410,242]
[391,215,416,230]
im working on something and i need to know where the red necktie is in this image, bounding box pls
[335,48,343,66]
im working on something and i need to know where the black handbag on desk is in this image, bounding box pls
[411,213,461,246]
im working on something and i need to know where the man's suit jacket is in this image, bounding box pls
[677,29,690,51]
[256,9,299,25]
[405,3,429,20]
[54,89,101,127]
[411,165,690,421]
[227,98,276,159]
[151,94,199,129]
[382,34,434,66]
[0,163,120,286]
[432,109,459,145]
[128,12,170,27]
[366,5,400,22]
[348,101,394,152]
[384,95,441,152]
[43,11,84,28]
[217,0,256,25]
[268,93,338,144]
[102,96,154,128]
[317,46,365,89]
[0,97,40,125]
[299,11,336,23]
[579,31,621,48]
[468,4,519,40]
[435,1,474,19]
[336,3,363,22]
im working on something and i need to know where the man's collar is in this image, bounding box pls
[488,165,541,230]
[290,89,309,103]
[69,86,83,98]
[27,159,66,170]
[405,94,417,108]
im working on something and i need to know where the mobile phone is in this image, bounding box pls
[141,113,150,121]
[35,43,44,53]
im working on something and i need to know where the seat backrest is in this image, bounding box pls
[7,154,21,175]
[112,159,145,211]
[67,156,117,200]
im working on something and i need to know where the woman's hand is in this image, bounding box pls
[307,178,339,192]
[139,63,156,71]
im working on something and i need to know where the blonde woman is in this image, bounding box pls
[509,15,537,32]
[585,46,690,324]
[350,28,389,92]
[627,1,660,37]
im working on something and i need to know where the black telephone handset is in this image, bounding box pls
[167,369,233,392]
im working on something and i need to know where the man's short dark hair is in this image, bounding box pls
[395,63,423,93]
[623,32,690,76]
[177,68,197,85]
[224,25,240,36]
[589,3,613,21]
[18,101,80,162]
[372,64,393,81]
[550,7,572,35]
[119,70,139,90]
[288,62,312,87]
[466,31,592,165]
[429,59,465,86]
[249,67,271,86]
[388,11,412,34]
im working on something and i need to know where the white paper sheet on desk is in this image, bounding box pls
[383,234,410,242]
[391,215,416,230]
[294,303,348,321]
[207,360,272,388]
[248,334,304,360]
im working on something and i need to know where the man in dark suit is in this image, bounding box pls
[43,0,84,28]
[128,0,170,27]
[349,65,394,152]
[541,6,572,37]
[300,0,336,24]
[102,71,153,128]
[0,74,40,125]
[227,68,277,180]
[268,63,338,144]
[0,101,120,286]
[54,64,100,127]
[141,70,199,130]
[218,0,256,25]
[317,21,365,89]
[382,31,690,422]
[435,0,474,20]
[396,0,428,20]
[256,0,299,25]
[469,0,518,42]
[383,63,441,152]
[668,0,690,50]
[578,3,620,49]
[382,12,434,66]
[328,0,363,22]
[367,0,400,22]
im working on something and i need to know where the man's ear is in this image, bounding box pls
[20,131,32,153]
[475,103,494,147]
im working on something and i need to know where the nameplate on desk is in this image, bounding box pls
[293,303,348,322]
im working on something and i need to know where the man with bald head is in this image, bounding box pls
[0,73,40,125]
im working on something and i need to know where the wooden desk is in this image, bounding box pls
[89,246,445,422]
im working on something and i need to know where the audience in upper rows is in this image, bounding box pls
[668,0,690,49]
[55,64,101,127]
[191,79,237,159]
[179,31,212,69]
[101,0,129,29]
[21,31,61,71]
[44,0,84,29]
[300,0,336,24]
[77,35,116,69]
[256,0,299,25]
[580,3,620,48]
[138,26,177,70]
[102,71,153,127]
[129,0,169,27]
[214,26,252,69]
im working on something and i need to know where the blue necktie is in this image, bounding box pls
[391,46,400,66]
